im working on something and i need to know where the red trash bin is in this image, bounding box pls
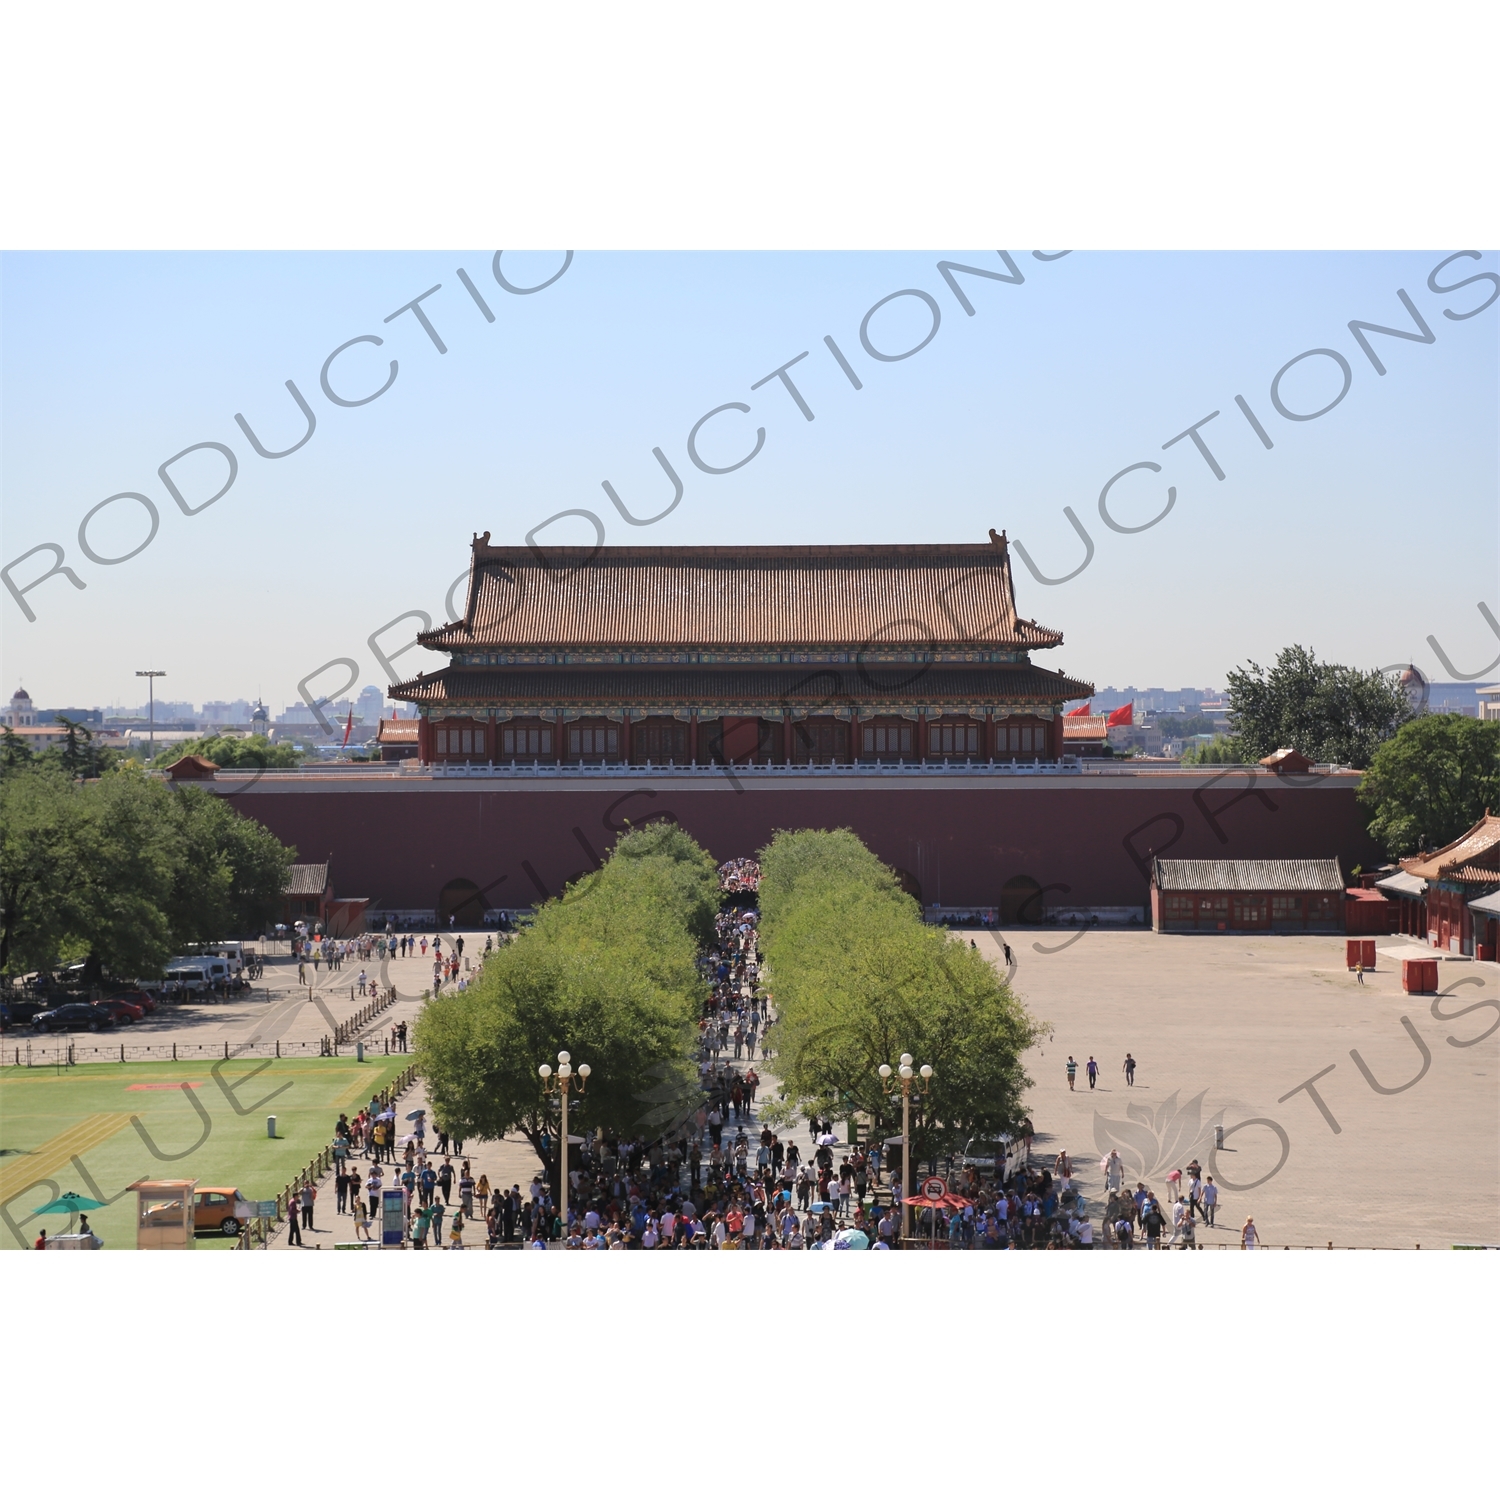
[1346,939,1362,970]
[1424,959,1440,992]
[1361,940,1377,970]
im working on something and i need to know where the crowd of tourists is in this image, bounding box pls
[717,857,760,893]
[293,859,1265,1251]
[293,928,496,994]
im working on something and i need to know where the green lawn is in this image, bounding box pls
[0,1056,408,1250]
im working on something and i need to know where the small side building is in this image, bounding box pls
[283,860,333,929]
[1399,812,1500,957]
[375,718,420,762]
[1151,857,1345,933]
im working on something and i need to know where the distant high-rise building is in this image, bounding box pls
[356,685,385,724]
[203,698,253,724]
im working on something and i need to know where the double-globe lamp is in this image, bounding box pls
[538,1052,590,1240]
[878,1053,933,1245]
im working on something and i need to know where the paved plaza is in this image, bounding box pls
[8,921,1496,1251]
[979,927,1500,1248]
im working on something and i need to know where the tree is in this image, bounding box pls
[161,784,298,941]
[1358,713,1500,857]
[1226,645,1410,768]
[759,828,1043,1166]
[415,824,714,1174]
[35,715,125,779]
[152,733,303,770]
[0,761,298,982]
[1180,734,1243,765]
[1,727,34,775]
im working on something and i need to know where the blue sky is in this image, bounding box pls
[2,250,1495,712]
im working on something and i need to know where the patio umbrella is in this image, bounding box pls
[32,1192,105,1214]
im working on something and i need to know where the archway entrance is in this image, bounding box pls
[892,867,923,904]
[438,878,485,927]
[1001,875,1044,924]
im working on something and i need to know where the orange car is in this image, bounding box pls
[144,1187,250,1238]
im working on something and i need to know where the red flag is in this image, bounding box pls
[341,708,354,748]
[1107,703,1133,727]
[1065,702,1092,717]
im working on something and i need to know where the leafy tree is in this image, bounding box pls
[1226,645,1410,768]
[33,715,125,779]
[152,733,303,770]
[0,761,297,982]
[415,824,714,1173]
[1358,713,1500,857]
[759,828,1043,1167]
[1,727,34,775]
[1180,734,1244,765]
[161,784,298,941]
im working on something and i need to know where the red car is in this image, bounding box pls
[109,988,158,1014]
[95,996,144,1024]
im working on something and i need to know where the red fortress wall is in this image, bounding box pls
[218,767,1380,918]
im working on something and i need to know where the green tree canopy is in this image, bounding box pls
[1357,713,1500,857]
[1226,645,1410,768]
[759,828,1043,1167]
[1179,734,1243,765]
[152,733,303,770]
[414,823,715,1170]
[0,762,296,980]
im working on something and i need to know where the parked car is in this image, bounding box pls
[2,997,52,1028]
[30,1002,117,1033]
[108,988,158,1014]
[194,1187,253,1237]
[143,1186,251,1238]
[95,995,145,1024]
[958,1137,1010,1172]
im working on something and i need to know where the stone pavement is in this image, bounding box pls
[972,927,1500,1248]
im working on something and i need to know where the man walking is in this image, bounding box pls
[1086,1056,1099,1089]
[1202,1175,1218,1227]
[1066,1056,1078,1091]
[1122,1052,1137,1087]
[1102,1149,1125,1194]
[300,1181,316,1232]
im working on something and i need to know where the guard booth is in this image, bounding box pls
[132,1179,198,1249]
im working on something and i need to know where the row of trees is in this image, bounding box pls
[0,722,306,778]
[151,733,304,770]
[415,823,718,1169]
[0,761,296,981]
[759,828,1043,1165]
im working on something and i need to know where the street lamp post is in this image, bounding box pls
[878,1053,933,1246]
[538,1051,590,1242]
[136,670,166,762]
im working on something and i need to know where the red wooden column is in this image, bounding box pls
[783,716,794,764]
[985,708,995,761]
[620,714,632,764]
[1049,712,1064,761]
[690,712,699,764]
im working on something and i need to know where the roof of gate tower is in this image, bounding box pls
[418,535,1066,653]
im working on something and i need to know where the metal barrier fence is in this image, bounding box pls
[332,988,397,1046]
[238,1063,419,1249]
[4,1038,345,1067]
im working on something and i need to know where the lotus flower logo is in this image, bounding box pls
[1092,1090,1226,1183]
